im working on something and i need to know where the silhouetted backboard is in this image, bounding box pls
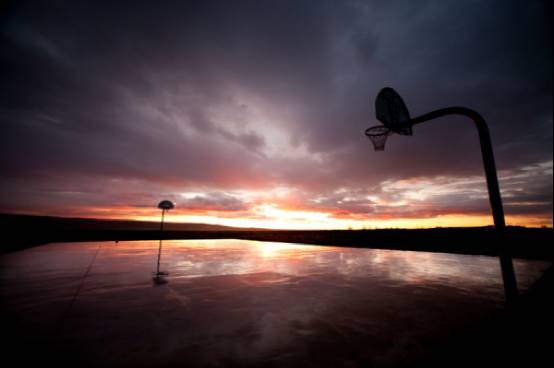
[375,87,412,135]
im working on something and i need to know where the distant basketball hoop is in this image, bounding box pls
[154,200,175,281]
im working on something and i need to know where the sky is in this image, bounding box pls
[0,0,552,229]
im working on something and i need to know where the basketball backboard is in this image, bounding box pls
[375,87,412,135]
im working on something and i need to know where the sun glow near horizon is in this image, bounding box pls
[21,201,551,230]
[136,212,552,230]
[8,167,552,230]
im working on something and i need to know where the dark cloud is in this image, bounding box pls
[0,0,551,225]
[179,192,250,212]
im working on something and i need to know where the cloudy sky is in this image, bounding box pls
[0,0,552,229]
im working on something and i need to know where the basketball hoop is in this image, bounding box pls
[365,125,391,151]
[363,86,519,305]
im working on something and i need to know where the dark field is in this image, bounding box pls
[1,215,553,367]
[2,214,552,260]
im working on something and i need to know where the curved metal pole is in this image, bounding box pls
[409,107,519,304]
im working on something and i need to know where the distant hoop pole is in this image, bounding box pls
[409,106,519,304]
[156,209,166,275]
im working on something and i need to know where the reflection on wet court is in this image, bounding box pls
[0,240,550,367]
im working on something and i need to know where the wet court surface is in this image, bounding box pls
[0,240,550,367]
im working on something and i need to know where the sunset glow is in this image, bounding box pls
[0,1,551,230]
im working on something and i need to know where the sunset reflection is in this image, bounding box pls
[1,240,550,367]
[256,241,320,259]
[94,239,550,293]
